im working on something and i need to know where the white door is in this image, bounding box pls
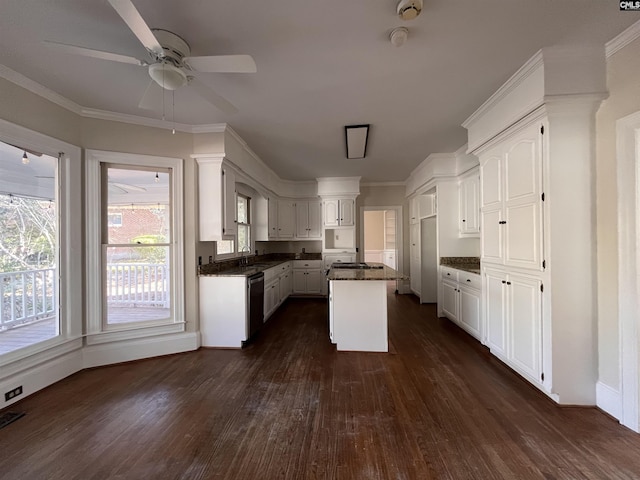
[323,199,339,227]
[292,270,306,293]
[461,176,480,234]
[481,208,503,264]
[459,286,481,339]
[306,270,323,294]
[308,201,322,238]
[295,202,309,238]
[340,199,355,226]
[503,124,543,270]
[508,273,542,382]
[277,200,295,238]
[268,197,278,239]
[480,151,502,209]
[441,280,458,322]
[484,268,507,357]
[410,223,420,294]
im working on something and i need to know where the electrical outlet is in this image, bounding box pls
[4,386,23,402]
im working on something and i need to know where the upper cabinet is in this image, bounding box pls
[409,193,437,225]
[268,198,295,239]
[295,201,322,239]
[459,172,480,237]
[197,157,237,242]
[323,198,354,227]
[479,121,544,271]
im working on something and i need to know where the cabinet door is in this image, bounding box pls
[306,270,323,294]
[503,124,543,270]
[222,167,236,236]
[268,197,278,239]
[295,202,309,238]
[339,199,355,226]
[307,201,322,238]
[460,176,480,235]
[481,207,503,264]
[508,273,542,382]
[409,196,419,224]
[484,269,507,357]
[324,200,340,227]
[277,200,295,238]
[459,286,481,339]
[480,149,502,209]
[441,280,458,322]
[292,270,306,293]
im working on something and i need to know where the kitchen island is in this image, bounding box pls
[327,262,408,352]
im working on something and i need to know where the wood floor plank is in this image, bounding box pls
[2,288,640,479]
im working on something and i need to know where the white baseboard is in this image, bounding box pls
[1,349,83,408]
[83,331,200,369]
[596,381,622,420]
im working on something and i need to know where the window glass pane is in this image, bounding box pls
[105,246,170,325]
[0,143,59,355]
[217,240,234,255]
[238,225,250,253]
[237,196,248,224]
[107,168,169,244]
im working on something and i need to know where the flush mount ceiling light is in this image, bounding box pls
[345,125,370,159]
[396,0,423,20]
[390,27,409,47]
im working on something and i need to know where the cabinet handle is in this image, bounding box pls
[499,221,507,225]
[501,280,506,284]
[447,273,451,276]
[466,279,471,282]
[506,281,511,285]
[462,219,466,222]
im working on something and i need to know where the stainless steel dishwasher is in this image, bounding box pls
[247,272,265,342]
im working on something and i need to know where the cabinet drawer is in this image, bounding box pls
[294,260,322,269]
[458,272,481,290]
[441,267,459,282]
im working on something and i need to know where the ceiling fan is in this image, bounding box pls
[44,0,256,114]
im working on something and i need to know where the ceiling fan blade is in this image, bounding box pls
[189,78,238,114]
[44,41,146,66]
[108,0,163,57]
[184,55,257,73]
[138,80,163,110]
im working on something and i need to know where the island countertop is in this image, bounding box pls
[327,263,408,281]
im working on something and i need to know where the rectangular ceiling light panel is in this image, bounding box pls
[345,125,370,159]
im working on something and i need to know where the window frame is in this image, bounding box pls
[237,193,251,254]
[85,150,184,345]
[0,119,82,368]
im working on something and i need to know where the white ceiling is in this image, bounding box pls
[0,1,637,183]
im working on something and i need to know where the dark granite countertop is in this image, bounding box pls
[327,263,408,281]
[199,253,321,277]
[440,257,481,275]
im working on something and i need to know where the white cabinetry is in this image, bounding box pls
[323,198,355,226]
[199,276,247,348]
[264,262,292,320]
[459,172,480,237]
[480,122,544,271]
[293,260,323,294]
[440,267,482,341]
[484,267,542,383]
[409,223,420,295]
[295,201,322,239]
[267,198,296,240]
[197,157,237,241]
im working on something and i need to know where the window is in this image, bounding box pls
[86,150,184,341]
[237,194,251,254]
[0,144,59,355]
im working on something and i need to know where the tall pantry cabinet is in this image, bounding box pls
[463,46,607,405]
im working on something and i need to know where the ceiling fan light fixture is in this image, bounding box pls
[148,63,187,90]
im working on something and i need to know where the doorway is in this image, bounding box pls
[360,206,403,290]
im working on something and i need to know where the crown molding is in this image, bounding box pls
[0,64,82,114]
[360,181,406,187]
[462,50,544,129]
[606,19,640,58]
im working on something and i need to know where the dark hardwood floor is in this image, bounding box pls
[2,288,640,479]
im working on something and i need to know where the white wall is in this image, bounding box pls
[596,34,640,392]
[364,210,385,250]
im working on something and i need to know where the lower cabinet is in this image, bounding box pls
[264,262,292,321]
[440,267,482,340]
[292,260,323,294]
[264,278,280,321]
[484,267,543,384]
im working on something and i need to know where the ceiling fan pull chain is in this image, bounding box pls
[172,90,176,135]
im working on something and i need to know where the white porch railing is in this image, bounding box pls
[106,263,169,308]
[0,268,56,330]
[0,263,168,331]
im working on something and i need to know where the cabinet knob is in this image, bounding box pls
[447,273,450,276]
[462,219,466,222]
[501,280,506,284]
[466,279,471,282]
[506,281,511,285]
